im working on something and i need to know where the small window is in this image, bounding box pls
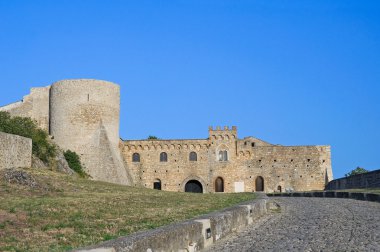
[153,179,161,190]
[218,150,228,161]
[189,151,197,161]
[160,152,168,162]
[251,142,255,147]
[132,153,140,162]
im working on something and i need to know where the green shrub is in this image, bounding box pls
[147,135,159,139]
[63,150,87,177]
[345,167,369,177]
[0,111,56,164]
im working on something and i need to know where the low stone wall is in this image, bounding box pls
[74,197,273,252]
[267,191,380,203]
[0,132,32,170]
[325,169,380,190]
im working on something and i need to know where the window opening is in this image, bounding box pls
[189,152,197,161]
[132,153,140,162]
[160,152,168,162]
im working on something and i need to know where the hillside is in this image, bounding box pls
[0,168,256,251]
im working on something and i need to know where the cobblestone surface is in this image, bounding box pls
[204,198,380,252]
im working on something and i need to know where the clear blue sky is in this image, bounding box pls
[1,1,379,178]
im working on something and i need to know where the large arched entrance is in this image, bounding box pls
[215,177,224,192]
[185,180,203,193]
[255,176,264,192]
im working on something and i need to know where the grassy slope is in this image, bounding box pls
[0,169,256,251]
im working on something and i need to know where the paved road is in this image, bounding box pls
[204,198,380,252]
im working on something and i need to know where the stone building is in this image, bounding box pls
[0,79,131,185]
[0,79,333,193]
[122,126,332,193]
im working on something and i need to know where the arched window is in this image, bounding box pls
[132,153,140,162]
[218,150,228,161]
[215,177,224,192]
[189,151,197,161]
[153,179,161,190]
[160,152,168,162]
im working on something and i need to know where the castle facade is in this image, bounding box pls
[0,79,333,193]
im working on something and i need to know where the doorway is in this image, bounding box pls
[185,180,203,193]
[255,176,264,192]
[215,177,224,192]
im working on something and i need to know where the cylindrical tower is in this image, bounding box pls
[49,79,130,185]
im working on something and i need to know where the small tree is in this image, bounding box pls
[147,135,159,140]
[0,111,56,164]
[63,150,87,178]
[345,167,369,177]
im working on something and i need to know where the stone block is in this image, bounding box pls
[335,192,349,198]
[364,193,380,203]
[350,193,366,201]
[0,132,32,170]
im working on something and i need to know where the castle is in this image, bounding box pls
[0,79,333,193]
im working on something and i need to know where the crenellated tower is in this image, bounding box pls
[208,126,237,161]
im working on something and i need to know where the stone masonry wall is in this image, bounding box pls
[0,132,32,170]
[0,86,50,131]
[121,126,332,193]
[325,169,380,190]
[49,79,131,185]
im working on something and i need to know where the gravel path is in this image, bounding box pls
[204,198,380,252]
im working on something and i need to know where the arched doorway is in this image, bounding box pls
[215,177,224,192]
[185,180,203,193]
[255,176,264,192]
[277,185,282,192]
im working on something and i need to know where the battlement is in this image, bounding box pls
[208,126,237,131]
[208,126,237,140]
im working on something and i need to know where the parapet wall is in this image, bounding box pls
[325,169,380,190]
[75,197,272,252]
[0,132,32,170]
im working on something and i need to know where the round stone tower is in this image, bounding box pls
[49,79,130,185]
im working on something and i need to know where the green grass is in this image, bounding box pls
[0,168,256,251]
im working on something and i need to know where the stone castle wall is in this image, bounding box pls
[49,79,131,185]
[0,87,50,131]
[0,79,131,185]
[0,80,332,191]
[121,127,332,193]
[325,169,380,190]
[0,132,32,170]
